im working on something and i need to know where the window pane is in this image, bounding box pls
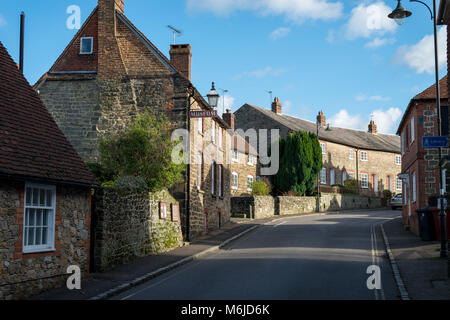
[36,209,43,226]
[28,227,34,246]
[35,227,42,246]
[29,209,36,227]
[24,226,28,245]
[26,188,32,206]
[42,210,48,226]
[46,189,52,207]
[39,189,45,206]
[25,208,29,225]
[42,227,48,245]
[33,188,39,206]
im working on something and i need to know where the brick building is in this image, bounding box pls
[34,0,230,240]
[396,77,449,235]
[222,109,259,196]
[234,98,402,196]
[0,41,98,299]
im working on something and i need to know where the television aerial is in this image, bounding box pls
[167,25,182,44]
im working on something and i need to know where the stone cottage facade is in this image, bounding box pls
[234,98,402,197]
[397,77,449,235]
[0,41,98,300]
[35,0,230,240]
[222,110,259,196]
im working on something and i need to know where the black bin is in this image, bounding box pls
[416,207,437,241]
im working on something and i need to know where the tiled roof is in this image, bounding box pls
[244,104,401,154]
[414,76,448,100]
[0,41,98,186]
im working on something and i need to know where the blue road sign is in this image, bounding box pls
[422,136,449,148]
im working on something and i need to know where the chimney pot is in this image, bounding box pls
[317,111,326,127]
[368,120,377,134]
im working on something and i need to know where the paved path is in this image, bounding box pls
[113,210,401,300]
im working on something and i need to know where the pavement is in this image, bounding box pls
[382,216,450,300]
[30,209,450,300]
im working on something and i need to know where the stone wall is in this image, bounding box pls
[92,188,183,272]
[0,179,91,300]
[231,193,384,218]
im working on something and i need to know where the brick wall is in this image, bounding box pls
[0,179,91,300]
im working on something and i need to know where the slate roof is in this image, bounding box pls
[243,104,401,154]
[0,41,98,186]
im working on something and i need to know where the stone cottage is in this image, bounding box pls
[0,41,98,300]
[34,0,231,240]
[222,109,259,196]
[234,98,402,197]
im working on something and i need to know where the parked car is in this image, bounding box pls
[390,194,403,210]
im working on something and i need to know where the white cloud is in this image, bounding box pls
[283,100,293,113]
[233,66,287,79]
[355,93,391,102]
[186,0,343,23]
[270,27,291,40]
[329,107,403,134]
[365,37,395,48]
[393,26,447,74]
[329,110,366,130]
[218,94,235,113]
[343,2,397,40]
[371,107,402,134]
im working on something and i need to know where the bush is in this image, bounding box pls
[252,181,271,196]
[382,190,392,199]
[98,111,185,192]
[113,175,148,192]
[343,179,358,194]
[282,190,299,197]
[86,162,115,185]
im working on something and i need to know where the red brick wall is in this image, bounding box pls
[51,11,98,72]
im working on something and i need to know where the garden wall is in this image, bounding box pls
[232,193,384,218]
[92,189,183,272]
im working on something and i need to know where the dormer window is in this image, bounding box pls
[80,37,93,54]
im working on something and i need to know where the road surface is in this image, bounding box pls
[113,210,401,300]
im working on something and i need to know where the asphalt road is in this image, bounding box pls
[113,210,402,300]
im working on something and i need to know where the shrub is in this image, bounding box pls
[86,162,115,185]
[113,175,148,192]
[99,111,185,192]
[252,181,270,196]
[382,190,393,199]
[343,179,358,194]
[282,190,299,197]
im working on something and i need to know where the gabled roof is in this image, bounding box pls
[240,104,401,154]
[397,76,448,134]
[0,41,98,186]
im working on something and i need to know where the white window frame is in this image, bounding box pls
[349,149,354,160]
[218,127,223,149]
[361,173,369,189]
[330,169,335,186]
[342,171,347,183]
[247,175,254,191]
[212,121,216,144]
[248,154,255,166]
[218,165,223,197]
[211,161,215,195]
[396,178,402,191]
[410,116,415,143]
[320,168,327,185]
[23,183,56,254]
[232,172,238,190]
[80,37,93,55]
[361,151,368,162]
[198,117,203,134]
[348,172,355,180]
[396,155,401,166]
[412,172,416,202]
[197,152,202,190]
[232,150,239,162]
[320,142,326,155]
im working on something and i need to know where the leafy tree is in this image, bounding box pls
[274,131,323,196]
[98,111,185,192]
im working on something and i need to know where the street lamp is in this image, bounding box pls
[207,82,219,109]
[388,0,447,258]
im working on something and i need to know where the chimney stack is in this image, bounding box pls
[223,109,235,129]
[170,44,192,80]
[272,97,282,114]
[98,0,124,13]
[317,111,326,127]
[368,120,377,134]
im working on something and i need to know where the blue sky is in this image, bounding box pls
[0,0,447,134]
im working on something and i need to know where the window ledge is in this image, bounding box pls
[22,247,56,255]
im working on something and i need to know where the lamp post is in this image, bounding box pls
[388,0,447,258]
[185,82,219,242]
